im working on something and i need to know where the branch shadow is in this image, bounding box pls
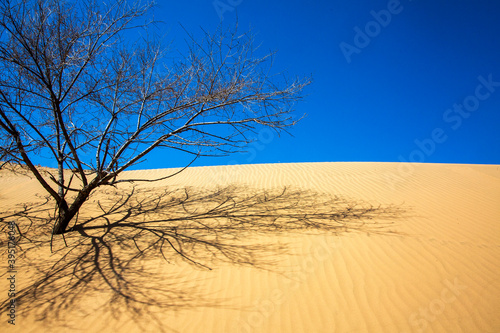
[1,184,406,331]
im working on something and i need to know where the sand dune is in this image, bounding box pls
[1,162,499,332]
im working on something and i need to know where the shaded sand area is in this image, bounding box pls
[1,162,499,332]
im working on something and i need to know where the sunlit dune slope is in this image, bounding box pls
[1,162,499,332]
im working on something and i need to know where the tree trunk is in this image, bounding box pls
[52,186,94,235]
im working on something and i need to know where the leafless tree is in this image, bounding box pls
[0,0,310,235]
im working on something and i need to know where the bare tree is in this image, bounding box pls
[0,0,310,235]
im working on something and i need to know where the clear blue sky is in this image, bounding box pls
[34,0,499,169]
[141,0,500,169]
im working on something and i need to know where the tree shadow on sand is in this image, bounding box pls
[1,185,406,331]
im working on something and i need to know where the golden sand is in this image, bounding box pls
[1,162,499,332]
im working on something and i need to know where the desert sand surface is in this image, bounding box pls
[1,162,499,332]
